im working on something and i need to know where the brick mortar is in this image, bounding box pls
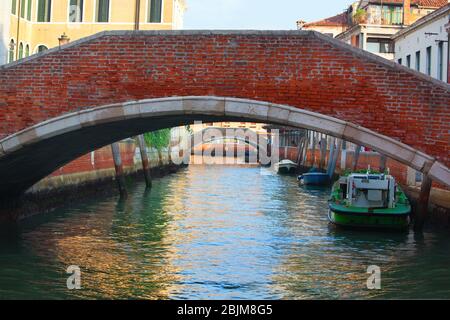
[0,29,448,91]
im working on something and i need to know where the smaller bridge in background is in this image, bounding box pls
[190,127,268,152]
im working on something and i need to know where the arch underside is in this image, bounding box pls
[0,96,448,200]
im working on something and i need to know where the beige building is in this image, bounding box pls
[1,0,186,64]
[297,12,349,38]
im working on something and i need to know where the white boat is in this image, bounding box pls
[274,159,298,174]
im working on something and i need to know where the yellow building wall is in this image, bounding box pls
[8,0,184,59]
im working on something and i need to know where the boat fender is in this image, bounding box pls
[297,175,303,181]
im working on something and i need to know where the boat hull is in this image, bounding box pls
[299,172,330,185]
[275,160,298,174]
[277,166,296,174]
[328,207,410,230]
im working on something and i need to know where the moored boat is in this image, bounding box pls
[298,167,330,185]
[328,172,411,230]
[274,159,298,174]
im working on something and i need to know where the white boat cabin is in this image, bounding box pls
[340,174,396,209]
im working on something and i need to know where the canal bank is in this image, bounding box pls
[0,127,192,222]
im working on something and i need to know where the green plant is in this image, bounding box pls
[144,129,171,151]
[353,8,367,24]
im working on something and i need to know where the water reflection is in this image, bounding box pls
[0,165,449,299]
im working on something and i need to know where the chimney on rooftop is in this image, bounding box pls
[296,20,306,30]
[403,0,411,26]
[58,33,70,47]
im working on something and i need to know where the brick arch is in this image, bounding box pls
[0,30,449,197]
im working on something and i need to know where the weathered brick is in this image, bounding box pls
[0,30,448,168]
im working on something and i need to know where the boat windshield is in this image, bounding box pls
[351,174,384,180]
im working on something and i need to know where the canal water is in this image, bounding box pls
[0,165,449,299]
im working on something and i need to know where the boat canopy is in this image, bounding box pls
[345,173,396,209]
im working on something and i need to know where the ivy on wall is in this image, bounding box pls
[143,126,191,151]
[144,129,171,151]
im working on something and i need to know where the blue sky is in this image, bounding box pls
[184,0,351,30]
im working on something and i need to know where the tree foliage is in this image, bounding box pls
[143,129,171,150]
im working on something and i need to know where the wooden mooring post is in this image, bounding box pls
[326,137,335,175]
[311,132,317,167]
[302,133,309,166]
[352,145,362,171]
[379,154,387,173]
[329,138,342,178]
[319,135,327,170]
[303,130,311,166]
[137,134,152,188]
[414,173,433,232]
[111,142,128,197]
[296,136,306,166]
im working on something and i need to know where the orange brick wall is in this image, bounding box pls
[50,142,136,177]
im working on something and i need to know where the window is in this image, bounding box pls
[20,0,25,18]
[415,50,420,71]
[9,40,15,63]
[69,0,83,22]
[18,43,23,59]
[379,42,392,53]
[25,44,29,57]
[366,38,393,54]
[398,58,402,65]
[27,0,31,20]
[438,41,444,81]
[96,0,110,22]
[148,0,162,23]
[393,6,403,24]
[11,0,16,14]
[426,46,431,76]
[37,0,52,22]
[37,45,48,53]
[366,41,379,53]
[381,5,403,25]
[406,54,411,68]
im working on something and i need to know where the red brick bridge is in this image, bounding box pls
[0,30,449,200]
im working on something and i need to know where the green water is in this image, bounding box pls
[0,165,449,299]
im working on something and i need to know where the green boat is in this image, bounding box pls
[328,172,411,230]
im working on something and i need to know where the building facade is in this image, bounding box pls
[191,122,267,135]
[2,0,186,65]
[0,2,12,65]
[447,16,450,82]
[298,0,448,60]
[297,12,349,38]
[393,3,449,82]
